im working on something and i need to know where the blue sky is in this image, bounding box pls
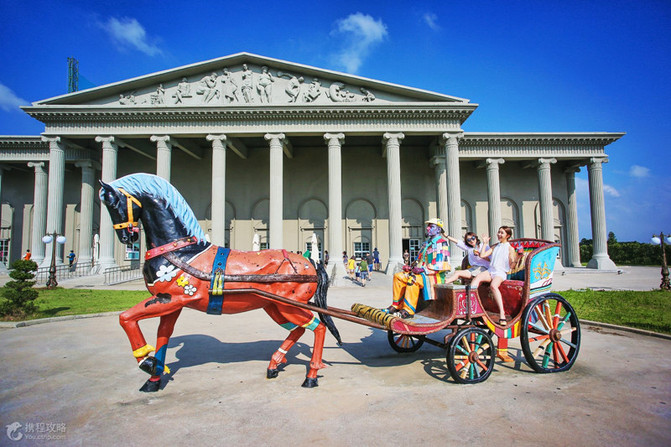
[1,0,669,242]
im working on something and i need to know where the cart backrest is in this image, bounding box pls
[508,239,561,297]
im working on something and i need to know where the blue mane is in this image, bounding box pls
[105,173,207,243]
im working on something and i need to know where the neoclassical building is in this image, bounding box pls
[0,53,622,274]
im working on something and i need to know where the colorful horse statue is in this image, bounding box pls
[99,173,341,392]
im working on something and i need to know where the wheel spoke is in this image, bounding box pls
[475,342,491,355]
[553,301,563,328]
[475,358,488,371]
[542,342,553,368]
[556,341,570,364]
[528,334,550,343]
[533,338,552,358]
[543,302,554,330]
[535,303,552,331]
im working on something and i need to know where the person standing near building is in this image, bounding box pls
[324,250,329,266]
[68,250,76,267]
[373,247,380,271]
[23,249,31,260]
[365,252,374,274]
[359,257,369,286]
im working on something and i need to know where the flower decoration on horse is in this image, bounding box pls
[100,173,341,392]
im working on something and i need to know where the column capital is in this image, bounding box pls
[430,155,446,167]
[382,132,405,143]
[41,136,61,144]
[538,157,557,166]
[441,131,464,143]
[324,132,345,144]
[28,161,45,171]
[94,136,115,144]
[589,157,608,166]
[264,133,286,142]
[74,160,99,171]
[564,164,582,174]
[150,135,171,144]
[485,158,505,167]
[206,134,228,143]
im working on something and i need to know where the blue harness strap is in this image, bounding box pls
[207,247,230,315]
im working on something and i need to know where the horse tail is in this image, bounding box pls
[312,260,342,346]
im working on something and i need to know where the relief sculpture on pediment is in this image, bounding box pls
[115,63,379,106]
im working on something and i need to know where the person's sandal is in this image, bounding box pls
[399,310,414,319]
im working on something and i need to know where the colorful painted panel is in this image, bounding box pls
[529,246,560,297]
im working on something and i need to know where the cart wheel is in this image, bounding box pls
[446,327,495,384]
[520,293,581,373]
[387,331,424,353]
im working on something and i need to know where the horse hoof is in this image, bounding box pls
[301,377,319,388]
[139,378,161,392]
[139,356,157,375]
[267,369,280,379]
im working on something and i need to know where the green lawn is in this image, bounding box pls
[2,287,671,336]
[0,287,149,321]
[557,289,671,335]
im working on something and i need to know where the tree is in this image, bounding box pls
[0,259,39,318]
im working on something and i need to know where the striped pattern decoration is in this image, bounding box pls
[351,303,395,329]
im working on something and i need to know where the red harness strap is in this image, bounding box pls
[145,237,198,260]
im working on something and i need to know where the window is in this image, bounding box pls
[260,242,269,250]
[409,238,421,262]
[353,241,370,259]
[0,239,9,265]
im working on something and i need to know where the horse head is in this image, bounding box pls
[99,180,142,246]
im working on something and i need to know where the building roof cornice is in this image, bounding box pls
[463,132,625,146]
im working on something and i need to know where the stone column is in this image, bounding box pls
[0,167,6,272]
[537,158,557,242]
[586,158,617,269]
[28,162,48,265]
[443,132,463,268]
[325,133,346,279]
[95,136,119,272]
[75,161,95,267]
[207,134,227,245]
[41,136,66,266]
[265,133,285,249]
[486,158,505,240]
[383,132,405,271]
[565,166,582,267]
[151,135,172,181]
[431,146,448,227]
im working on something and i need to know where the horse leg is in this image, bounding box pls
[265,305,328,388]
[119,295,188,374]
[139,309,182,392]
[264,305,306,378]
[304,321,326,388]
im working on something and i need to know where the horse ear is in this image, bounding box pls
[99,180,118,205]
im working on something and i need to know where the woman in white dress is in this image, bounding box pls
[470,226,523,326]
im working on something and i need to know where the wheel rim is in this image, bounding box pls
[387,331,424,353]
[447,328,494,384]
[521,294,581,373]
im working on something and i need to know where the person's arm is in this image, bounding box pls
[446,235,460,244]
[478,236,494,258]
[509,245,524,269]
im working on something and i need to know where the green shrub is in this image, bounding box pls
[0,259,39,318]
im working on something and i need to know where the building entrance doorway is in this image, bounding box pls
[402,238,421,264]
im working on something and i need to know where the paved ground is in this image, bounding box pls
[0,268,669,446]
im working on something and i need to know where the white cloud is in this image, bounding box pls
[629,165,650,178]
[101,17,162,56]
[423,12,440,30]
[332,13,388,73]
[0,83,29,111]
[603,184,620,197]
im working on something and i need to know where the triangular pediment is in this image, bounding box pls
[33,53,470,107]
